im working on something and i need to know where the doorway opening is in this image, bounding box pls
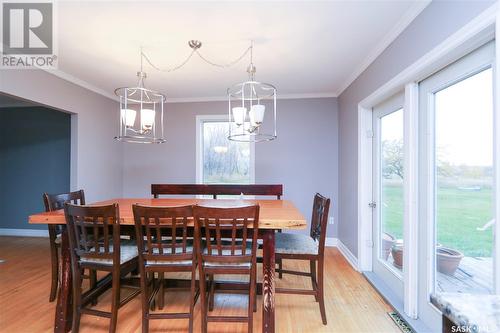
[0,93,72,235]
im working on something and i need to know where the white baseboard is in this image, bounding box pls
[0,228,49,237]
[325,237,360,271]
[336,239,360,271]
[325,237,338,247]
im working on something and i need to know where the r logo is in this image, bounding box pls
[2,2,53,54]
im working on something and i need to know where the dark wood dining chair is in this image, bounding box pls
[275,193,331,325]
[64,203,140,333]
[193,205,260,333]
[132,204,199,333]
[43,190,94,302]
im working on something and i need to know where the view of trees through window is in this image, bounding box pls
[380,108,404,271]
[380,68,494,259]
[380,68,494,294]
[202,121,252,184]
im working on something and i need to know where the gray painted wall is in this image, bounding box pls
[337,0,495,256]
[0,107,71,230]
[123,98,339,237]
[0,70,123,203]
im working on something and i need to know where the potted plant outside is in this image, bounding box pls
[391,242,403,269]
[436,247,464,275]
[382,232,395,260]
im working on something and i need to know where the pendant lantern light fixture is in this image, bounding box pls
[114,49,166,144]
[227,42,277,142]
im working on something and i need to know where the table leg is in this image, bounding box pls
[262,229,275,333]
[54,227,72,333]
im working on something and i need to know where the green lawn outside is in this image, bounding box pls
[382,185,493,257]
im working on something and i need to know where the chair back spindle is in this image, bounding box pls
[132,204,194,266]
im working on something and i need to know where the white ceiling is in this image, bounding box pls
[54,1,429,102]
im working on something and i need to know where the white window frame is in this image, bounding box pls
[357,2,499,321]
[195,114,255,185]
[418,42,495,327]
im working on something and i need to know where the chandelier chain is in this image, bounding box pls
[141,48,197,73]
[140,43,252,73]
[194,45,252,68]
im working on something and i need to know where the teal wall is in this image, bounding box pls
[0,107,71,230]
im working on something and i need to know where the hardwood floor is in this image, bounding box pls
[0,236,399,333]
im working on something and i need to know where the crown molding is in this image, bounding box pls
[334,0,431,97]
[44,68,119,101]
[43,67,337,103]
[166,92,338,103]
[276,92,338,100]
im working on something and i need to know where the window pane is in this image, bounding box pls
[203,121,251,184]
[380,109,404,272]
[434,68,494,294]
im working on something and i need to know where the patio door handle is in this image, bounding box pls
[368,202,376,209]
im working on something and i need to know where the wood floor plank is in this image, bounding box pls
[0,236,399,333]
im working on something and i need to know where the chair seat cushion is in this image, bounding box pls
[275,233,319,255]
[80,241,138,265]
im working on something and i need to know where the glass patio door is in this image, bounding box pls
[418,41,496,331]
[372,92,405,300]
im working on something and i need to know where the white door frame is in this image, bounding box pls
[371,93,405,301]
[418,42,495,331]
[357,2,498,320]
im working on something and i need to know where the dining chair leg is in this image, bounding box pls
[317,259,327,325]
[248,266,256,333]
[253,267,257,312]
[109,269,121,333]
[208,274,215,311]
[188,265,197,333]
[89,269,98,305]
[278,258,283,279]
[310,260,319,302]
[140,268,149,333]
[158,272,165,310]
[149,273,156,311]
[199,272,208,333]
[49,242,59,302]
[71,268,82,333]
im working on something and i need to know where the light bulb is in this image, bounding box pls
[121,108,136,128]
[232,107,247,127]
[249,104,265,127]
[141,108,155,131]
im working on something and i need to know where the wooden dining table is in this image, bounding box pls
[29,198,307,333]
